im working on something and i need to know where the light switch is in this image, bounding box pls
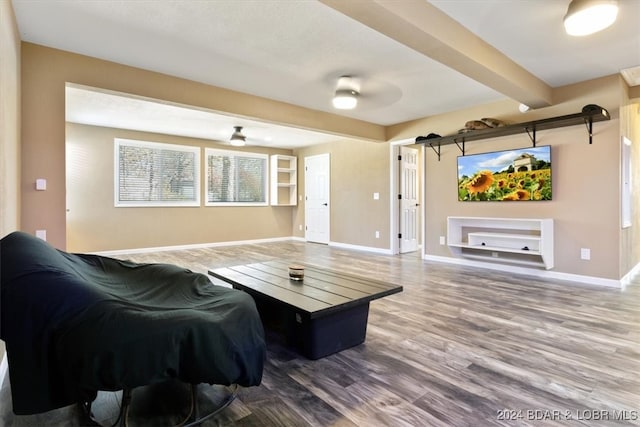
[373,192,379,200]
[35,230,47,241]
[36,179,47,191]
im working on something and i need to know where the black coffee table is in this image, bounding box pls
[208,260,402,359]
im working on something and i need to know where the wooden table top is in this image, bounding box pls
[208,260,402,319]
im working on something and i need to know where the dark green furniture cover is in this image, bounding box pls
[0,232,265,415]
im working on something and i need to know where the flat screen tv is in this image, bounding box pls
[457,145,551,201]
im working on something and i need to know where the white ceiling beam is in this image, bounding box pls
[320,0,553,109]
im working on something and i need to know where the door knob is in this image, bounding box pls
[322,203,328,206]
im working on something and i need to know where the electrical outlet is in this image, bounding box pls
[581,248,591,260]
[491,252,499,258]
[299,225,302,231]
[373,192,380,200]
[439,236,446,245]
[375,231,380,239]
[35,230,47,241]
[35,179,47,191]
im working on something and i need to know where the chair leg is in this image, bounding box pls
[119,388,132,427]
[78,400,101,426]
[182,384,239,427]
[190,384,199,422]
[79,383,237,427]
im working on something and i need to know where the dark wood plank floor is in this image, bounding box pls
[1,241,639,426]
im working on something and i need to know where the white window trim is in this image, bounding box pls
[204,148,269,207]
[114,138,201,207]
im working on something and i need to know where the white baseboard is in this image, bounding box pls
[621,261,640,288]
[423,254,623,289]
[329,241,393,255]
[0,352,7,390]
[93,239,626,288]
[92,236,296,256]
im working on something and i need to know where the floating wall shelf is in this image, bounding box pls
[415,104,610,160]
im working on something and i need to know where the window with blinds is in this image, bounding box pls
[115,138,200,207]
[205,148,268,206]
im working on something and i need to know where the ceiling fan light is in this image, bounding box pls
[563,0,618,36]
[230,126,246,146]
[229,137,245,147]
[332,89,359,110]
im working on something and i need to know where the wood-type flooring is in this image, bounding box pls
[1,241,639,426]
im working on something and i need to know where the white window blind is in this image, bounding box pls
[115,139,200,207]
[205,148,268,206]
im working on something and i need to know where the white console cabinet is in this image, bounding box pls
[447,217,554,269]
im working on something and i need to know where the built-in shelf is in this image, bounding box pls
[447,216,554,269]
[270,155,297,206]
[416,104,610,160]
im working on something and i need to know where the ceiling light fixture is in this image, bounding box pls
[563,0,619,36]
[230,126,246,146]
[332,89,359,110]
[332,76,359,110]
[518,103,531,113]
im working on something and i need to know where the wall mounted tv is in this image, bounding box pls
[457,145,551,201]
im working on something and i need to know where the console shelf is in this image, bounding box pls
[416,104,610,160]
[447,217,553,269]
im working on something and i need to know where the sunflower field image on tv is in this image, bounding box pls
[457,146,552,201]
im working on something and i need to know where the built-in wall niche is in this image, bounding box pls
[270,155,297,206]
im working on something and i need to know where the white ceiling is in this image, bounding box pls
[12,0,640,148]
[65,85,337,149]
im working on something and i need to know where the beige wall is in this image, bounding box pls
[293,139,391,249]
[66,123,296,252]
[66,122,396,253]
[21,43,385,249]
[18,41,640,280]
[1,0,20,237]
[424,121,620,279]
[389,76,627,280]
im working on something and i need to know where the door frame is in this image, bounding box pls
[389,139,424,255]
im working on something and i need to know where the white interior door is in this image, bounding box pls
[305,153,330,244]
[400,146,419,253]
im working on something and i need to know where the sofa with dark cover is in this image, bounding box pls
[0,231,266,416]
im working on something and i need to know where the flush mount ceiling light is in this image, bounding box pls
[518,103,531,113]
[563,0,619,36]
[332,76,360,110]
[230,126,246,146]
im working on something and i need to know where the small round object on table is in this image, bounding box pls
[288,265,305,281]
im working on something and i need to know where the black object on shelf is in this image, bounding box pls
[415,104,610,160]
